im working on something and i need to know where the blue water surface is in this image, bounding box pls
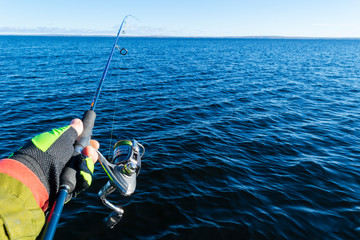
[1,36,360,239]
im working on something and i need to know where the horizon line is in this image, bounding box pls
[1,33,360,40]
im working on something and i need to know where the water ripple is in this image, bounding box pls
[1,37,360,239]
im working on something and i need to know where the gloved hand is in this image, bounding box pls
[10,119,98,206]
[66,151,96,201]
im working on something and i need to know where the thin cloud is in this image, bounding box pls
[0,26,114,36]
[0,25,190,37]
[120,22,201,37]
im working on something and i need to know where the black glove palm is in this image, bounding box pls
[11,125,95,206]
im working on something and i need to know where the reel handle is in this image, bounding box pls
[60,110,96,192]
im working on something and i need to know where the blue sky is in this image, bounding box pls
[0,0,359,37]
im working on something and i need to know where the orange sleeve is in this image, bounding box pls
[0,159,49,210]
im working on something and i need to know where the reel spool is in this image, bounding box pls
[97,139,145,228]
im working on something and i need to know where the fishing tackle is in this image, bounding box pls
[98,139,145,228]
[42,15,141,239]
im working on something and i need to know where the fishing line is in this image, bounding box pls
[108,71,122,157]
[105,15,142,156]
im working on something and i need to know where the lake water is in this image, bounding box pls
[1,36,360,239]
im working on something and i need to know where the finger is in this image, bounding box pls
[90,139,100,150]
[82,146,98,164]
[70,118,83,137]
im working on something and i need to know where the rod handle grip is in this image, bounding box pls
[60,110,96,192]
[75,110,96,149]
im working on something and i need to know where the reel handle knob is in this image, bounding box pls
[104,211,123,229]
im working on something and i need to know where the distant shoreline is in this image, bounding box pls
[0,34,359,40]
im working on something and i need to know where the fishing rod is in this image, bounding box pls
[90,15,129,111]
[41,15,143,240]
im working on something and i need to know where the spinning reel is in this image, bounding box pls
[97,139,145,228]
